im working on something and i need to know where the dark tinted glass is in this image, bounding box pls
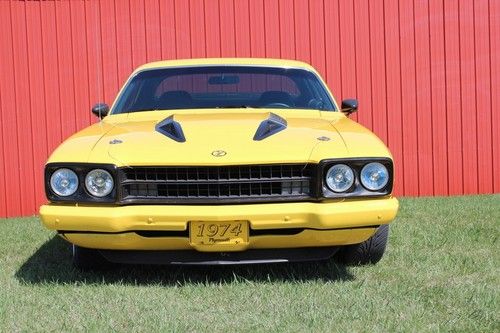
[113,66,336,113]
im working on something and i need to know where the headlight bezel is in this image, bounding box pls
[319,158,393,198]
[45,163,117,203]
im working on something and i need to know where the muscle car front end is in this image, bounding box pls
[40,58,398,269]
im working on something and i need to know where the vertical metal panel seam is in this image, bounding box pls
[231,0,237,56]
[486,0,494,193]
[98,1,105,102]
[127,0,133,67]
[203,0,208,57]
[367,0,374,131]
[68,1,78,133]
[23,0,38,207]
[217,0,222,56]
[263,0,267,56]
[142,0,148,60]
[0,2,8,209]
[0,70,5,214]
[472,0,480,192]
[157,0,163,60]
[8,0,22,214]
[352,0,358,99]
[292,0,297,61]
[248,0,253,56]
[189,0,194,57]
[321,0,328,83]
[188,0,192,58]
[173,0,178,58]
[457,0,464,194]
[38,0,50,159]
[382,0,389,145]
[441,0,449,195]
[278,0,282,58]
[83,1,92,125]
[248,0,252,56]
[470,0,478,192]
[487,0,495,189]
[291,0,296,59]
[396,0,405,194]
[426,0,435,195]
[336,0,343,97]
[113,0,120,91]
[307,0,312,64]
[159,0,164,59]
[54,1,64,141]
[412,0,421,195]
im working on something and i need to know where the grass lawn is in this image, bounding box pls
[0,195,499,332]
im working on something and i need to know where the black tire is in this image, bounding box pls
[72,245,109,270]
[336,224,389,265]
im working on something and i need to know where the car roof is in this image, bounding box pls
[134,58,316,73]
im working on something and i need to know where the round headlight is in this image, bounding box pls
[360,162,389,191]
[325,164,355,193]
[85,169,114,197]
[50,168,79,196]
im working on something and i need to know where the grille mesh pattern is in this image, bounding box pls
[119,164,314,203]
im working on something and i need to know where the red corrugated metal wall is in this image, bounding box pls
[0,0,498,217]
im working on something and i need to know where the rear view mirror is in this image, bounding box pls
[91,103,109,118]
[208,75,240,85]
[341,99,358,115]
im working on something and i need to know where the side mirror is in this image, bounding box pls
[91,103,109,118]
[341,99,358,115]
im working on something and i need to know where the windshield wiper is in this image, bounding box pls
[128,109,158,113]
[215,105,259,109]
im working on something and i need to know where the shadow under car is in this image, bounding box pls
[15,235,355,286]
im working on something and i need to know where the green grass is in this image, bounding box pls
[0,195,499,332]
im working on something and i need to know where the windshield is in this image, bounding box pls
[112,66,336,113]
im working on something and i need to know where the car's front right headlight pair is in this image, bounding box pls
[324,160,391,195]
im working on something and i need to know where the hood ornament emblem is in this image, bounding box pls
[317,136,331,141]
[211,150,227,157]
[109,139,123,144]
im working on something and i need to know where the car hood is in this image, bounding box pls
[48,109,391,166]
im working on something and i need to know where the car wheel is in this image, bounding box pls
[336,224,389,265]
[72,244,109,270]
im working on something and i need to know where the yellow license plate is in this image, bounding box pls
[189,221,249,247]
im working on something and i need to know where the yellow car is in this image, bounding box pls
[40,58,399,269]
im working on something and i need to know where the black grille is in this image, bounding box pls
[119,164,315,204]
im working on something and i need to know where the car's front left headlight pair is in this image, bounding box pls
[49,167,114,198]
[325,161,390,193]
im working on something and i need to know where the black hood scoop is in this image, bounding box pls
[155,116,186,142]
[253,113,287,141]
